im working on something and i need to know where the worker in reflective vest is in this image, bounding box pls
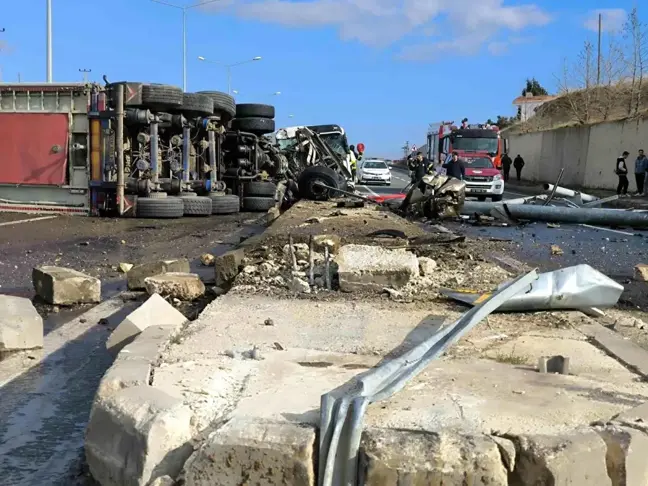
[349,145,358,182]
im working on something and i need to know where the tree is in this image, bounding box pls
[557,40,597,124]
[522,78,549,97]
[623,7,648,115]
[495,115,516,129]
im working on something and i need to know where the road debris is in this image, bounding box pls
[635,264,648,282]
[0,295,44,352]
[439,264,623,313]
[551,244,564,255]
[200,253,215,266]
[143,272,206,301]
[33,266,101,305]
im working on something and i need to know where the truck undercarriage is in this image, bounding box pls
[0,80,353,218]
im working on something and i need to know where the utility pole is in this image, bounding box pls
[0,28,4,82]
[46,0,52,82]
[402,141,410,159]
[79,68,91,82]
[596,13,602,85]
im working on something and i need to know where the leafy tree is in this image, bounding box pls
[522,77,549,96]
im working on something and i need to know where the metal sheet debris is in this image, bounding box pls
[439,264,623,313]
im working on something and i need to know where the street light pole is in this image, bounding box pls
[79,68,91,82]
[150,0,222,92]
[46,0,52,82]
[197,56,262,95]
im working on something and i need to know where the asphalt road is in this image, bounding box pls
[357,167,648,311]
[0,212,265,486]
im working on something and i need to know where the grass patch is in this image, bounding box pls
[491,345,529,366]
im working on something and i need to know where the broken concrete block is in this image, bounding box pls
[313,234,342,254]
[0,295,43,351]
[509,430,610,485]
[118,263,133,273]
[596,424,648,485]
[266,206,280,225]
[85,385,194,486]
[634,264,648,282]
[418,256,437,275]
[336,244,419,292]
[283,243,309,262]
[200,253,215,267]
[491,436,516,472]
[288,276,311,294]
[182,419,316,486]
[106,294,186,353]
[127,259,190,290]
[149,476,175,486]
[96,357,151,397]
[144,273,206,301]
[32,266,101,305]
[360,428,507,485]
[214,249,245,287]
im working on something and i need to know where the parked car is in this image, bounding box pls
[463,156,504,201]
[357,159,392,185]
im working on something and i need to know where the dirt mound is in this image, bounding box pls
[509,83,648,134]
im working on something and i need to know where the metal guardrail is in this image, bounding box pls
[318,269,540,486]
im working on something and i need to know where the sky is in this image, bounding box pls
[0,1,643,158]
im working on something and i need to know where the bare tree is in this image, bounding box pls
[622,8,648,115]
[557,41,597,124]
[597,35,626,120]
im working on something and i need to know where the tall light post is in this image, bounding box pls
[0,28,5,82]
[46,0,52,82]
[79,68,91,82]
[197,56,262,95]
[150,0,222,92]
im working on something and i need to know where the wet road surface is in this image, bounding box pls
[0,212,266,485]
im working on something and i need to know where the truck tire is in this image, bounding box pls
[297,166,340,201]
[235,103,275,119]
[181,93,214,116]
[198,91,236,120]
[180,192,197,197]
[148,191,167,199]
[245,180,277,197]
[136,197,184,219]
[231,117,275,135]
[142,84,183,110]
[210,194,240,215]
[243,196,276,212]
[181,196,212,216]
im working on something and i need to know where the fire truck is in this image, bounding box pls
[426,122,509,201]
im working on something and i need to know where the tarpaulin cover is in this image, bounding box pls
[0,113,69,185]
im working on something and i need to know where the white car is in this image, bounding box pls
[358,159,391,185]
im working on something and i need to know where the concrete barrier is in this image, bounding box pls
[85,201,648,486]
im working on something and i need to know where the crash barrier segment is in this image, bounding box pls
[461,201,648,228]
[318,269,540,486]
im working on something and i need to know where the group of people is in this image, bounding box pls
[348,144,364,181]
[615,150,648,197]
[500,154,526,182]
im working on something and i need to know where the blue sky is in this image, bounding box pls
[0,1,642,157]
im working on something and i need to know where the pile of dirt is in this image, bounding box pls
[508,83,648,134]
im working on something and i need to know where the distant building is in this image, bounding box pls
[512,92,558,122]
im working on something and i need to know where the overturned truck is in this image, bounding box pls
[0,81,352,218]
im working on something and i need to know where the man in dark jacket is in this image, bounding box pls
[634,149,647,195]
[408,152,426,183]
[501,153,513,182]
[513,155,525,181]
[443,152,465,180]
[616,151,630,196]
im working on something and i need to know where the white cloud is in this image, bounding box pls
[207,0,551,57]
[583,9,626,33]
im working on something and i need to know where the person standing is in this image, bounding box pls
[409,152,426,183]
[348,145,358,182]
[513,155,525,181]
[501,153,513,182]
[616,151,630,196]
[442,152,466,180]
[634,149,647,196]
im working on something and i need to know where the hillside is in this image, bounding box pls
[507,83,648,134]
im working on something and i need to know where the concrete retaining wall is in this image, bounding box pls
[507,118,648,190]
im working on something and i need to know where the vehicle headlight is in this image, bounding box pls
[493,174,502,181]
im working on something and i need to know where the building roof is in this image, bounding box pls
[512,95,558,105]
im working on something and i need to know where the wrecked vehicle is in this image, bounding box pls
[273,124,354,201]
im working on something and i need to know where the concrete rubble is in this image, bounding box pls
[106,293,187,352]
[82,200,648,486]
[32,265,101,305]
[0,295,43,351]
[127,259,190,290]
[144,272,206,301]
